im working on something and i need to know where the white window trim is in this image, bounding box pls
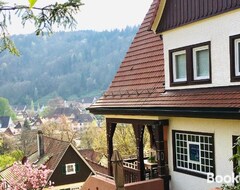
[172,50,187,82]
[193,45,210,80]
[66,163,76,175]
[234,38,240,76]
[174,131,214,176]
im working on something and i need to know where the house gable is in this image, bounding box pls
[49,145,93,186]
[153,0,240,34]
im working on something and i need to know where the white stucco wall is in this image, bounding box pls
[162,9,240,90]
[167,117,240,190]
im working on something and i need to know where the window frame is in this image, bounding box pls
[230,34,240,82]
[169,42,211,86]
[193,45,210,80]
[172,50,187,82]
[65,163,76,175]
[172,130,215,179]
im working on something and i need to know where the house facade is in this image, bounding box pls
[0,131,95,190]
[0,116,15,134]
[88,0,240,190]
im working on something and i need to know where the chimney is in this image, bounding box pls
[37,130,44,158]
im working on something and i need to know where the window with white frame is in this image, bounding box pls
[172,50,187,82]
[230,35,240,81]
[169,42,211,86]
[173,130,215,178]
[234,39,240,76]
[193,45,210,80]
[66,163,76,175]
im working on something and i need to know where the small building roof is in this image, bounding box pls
[74,114,94,123]
[0,116,10,129]
[14,122,22,129]
[0,134,95,185]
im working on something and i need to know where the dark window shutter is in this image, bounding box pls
[75,163,80,172]
[62,165,66,175]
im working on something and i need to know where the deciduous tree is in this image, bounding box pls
[0,97,16,119]
[0,161,52,189]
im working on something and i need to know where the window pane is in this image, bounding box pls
[196,49,209,77]
[175,54,186,80]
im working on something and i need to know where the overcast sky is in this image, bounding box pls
[6,0,153,34]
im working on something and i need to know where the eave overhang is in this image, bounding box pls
[151,0,166,34]
[88,107,240,120]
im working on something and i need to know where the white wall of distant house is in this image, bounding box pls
[167,117,240,190]
[162,9,240,90]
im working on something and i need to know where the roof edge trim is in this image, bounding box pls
[151,0,166,34]
[88,107,240,120]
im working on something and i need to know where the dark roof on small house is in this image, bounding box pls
[14,122,22,129]
[74,114,94,123]
[0,116,10,129]
[156,0,240,33]
[4,127,14,136]
[88,0,240,119]
[53,107,74,117]
[1,135,95,184]
[27,136,70,171]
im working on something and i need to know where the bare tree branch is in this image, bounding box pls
[0,0,83,55]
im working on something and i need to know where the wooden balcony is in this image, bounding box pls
[123,158,161,183]
[81,173,164,190]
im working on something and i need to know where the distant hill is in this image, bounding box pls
[0,26,138,105]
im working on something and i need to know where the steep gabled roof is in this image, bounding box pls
[14,122,22,129]
[89,0,164,109]
[0,116,10,129]
[89,0,240,118]
[1,135,95,185]
[27,136,70,172]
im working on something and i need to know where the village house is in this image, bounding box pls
[0,131,95,190]
[0,116,15,134]
[87,0,240,190]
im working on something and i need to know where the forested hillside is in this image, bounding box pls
[0,26,138,105]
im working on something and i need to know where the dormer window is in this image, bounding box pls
[169,42,211,86]
[230,34,240,81]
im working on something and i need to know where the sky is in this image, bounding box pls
[6,0,153,34]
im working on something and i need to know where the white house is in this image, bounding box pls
[88,0,240,190]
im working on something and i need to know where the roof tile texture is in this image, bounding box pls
[90,0,240,109]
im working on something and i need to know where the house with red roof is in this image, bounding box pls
[0,131,95,190]
[88,0,240,190]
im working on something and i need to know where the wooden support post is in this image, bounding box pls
[133,123,145,181]
[152,121,169,190]
[106,119,116,176]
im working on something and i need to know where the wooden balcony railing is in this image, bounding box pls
[123,166,141,183]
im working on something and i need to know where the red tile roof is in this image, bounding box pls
[89,0,240,113]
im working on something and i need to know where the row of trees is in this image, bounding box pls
[80,123,150,158]
[0,27,138,105]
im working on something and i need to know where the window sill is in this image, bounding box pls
[231,76,240,82]
[170,79,211,87]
